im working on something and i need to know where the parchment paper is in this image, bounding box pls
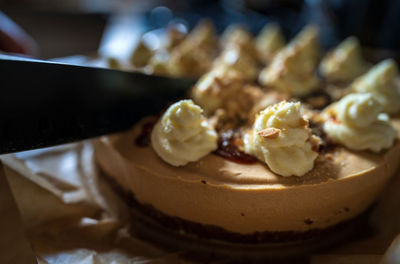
[1,141,400,264]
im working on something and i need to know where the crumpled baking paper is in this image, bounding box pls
[1,141,400,264]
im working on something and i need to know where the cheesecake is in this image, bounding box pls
[94,108,400,237]
[94,24,400,256]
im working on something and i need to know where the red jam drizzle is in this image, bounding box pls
[213,131,257,164]
[309,120,336,153]
[134,120,157,147]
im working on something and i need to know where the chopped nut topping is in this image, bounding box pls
[257,128,281,139]
[309,135,322,152]
[325,153,334,160]
[299,118,309,127]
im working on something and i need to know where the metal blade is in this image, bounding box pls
[0,54,195,154]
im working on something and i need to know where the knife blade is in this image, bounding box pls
[0,54,196,154]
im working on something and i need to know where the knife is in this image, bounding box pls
[0,54,196,154]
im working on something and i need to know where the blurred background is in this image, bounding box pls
[0,0,400,61]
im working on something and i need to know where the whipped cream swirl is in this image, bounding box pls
[323,93,397,152]
[191,65,244,114]
[256,23,285,63]
[244,101,319,177]
[151,100,218,166]
[258,25,319,96]
[319,37,367,82]
[352,59,400,114]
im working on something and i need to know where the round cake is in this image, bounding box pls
[94,118,400,234]
[94,23,400,259]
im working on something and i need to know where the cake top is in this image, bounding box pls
[131,22,399,177]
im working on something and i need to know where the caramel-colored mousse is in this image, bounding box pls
[94,118,400,234]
